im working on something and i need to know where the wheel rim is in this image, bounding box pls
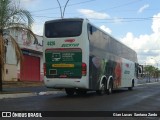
[101,84,105,94]
[109,87,112,93]
[65,89,74,95]
[108,83,112,94]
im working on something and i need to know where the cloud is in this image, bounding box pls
[113,17,124,24]
[138,4,149,13]
[100,25,112,34]
[21,0,33,2]
[78,9,110,19]
[151,13,160,34]
[32,22,44,35]
[120,13,160,66]
[21,0,38,3]
[121,32,160,64]
[20,0,39,8]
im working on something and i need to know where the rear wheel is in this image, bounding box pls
[96,83,105,95]
[107,81,113,95]
[128,81,134,91]
[128,87,133,91]
[65,88,75,96]
[76,90,87,95]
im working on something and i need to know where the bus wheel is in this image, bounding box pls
[128,81,134,91]
[76,90,87,95]
[65,88,75,96]
[96,83,105,95]
[128,87,133,91]
[107,82,113,95]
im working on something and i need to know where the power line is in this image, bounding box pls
[98,0,144,12]
[101,8,160,13]
[31,0,144,15]
[89,17,154,20]
[33,15,60,19]
[32,15,160,23]
[31,0,97,13]
[136,49,160,51]
[30,0,159,24]
[32,16,159,20]
[88,16,160,23]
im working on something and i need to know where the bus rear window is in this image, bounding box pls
[45,20,82,38]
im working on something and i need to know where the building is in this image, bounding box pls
[4,30,44,82]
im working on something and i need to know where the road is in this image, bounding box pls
[0,82,160,120]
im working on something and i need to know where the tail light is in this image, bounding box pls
[82,62,87,76]
[43,63,46,76]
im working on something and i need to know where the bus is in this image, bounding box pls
[43,18,142,96]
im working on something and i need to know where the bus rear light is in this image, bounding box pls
[82,62,87,76]
[43,63,46,76]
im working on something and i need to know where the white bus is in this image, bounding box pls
[43,18,142,96]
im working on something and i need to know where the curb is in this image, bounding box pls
[0,92,37,99]
[38,91,64,96]
[0,91,64,99]
[137,81,160,86]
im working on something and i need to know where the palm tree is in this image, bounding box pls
[0,0,37,91]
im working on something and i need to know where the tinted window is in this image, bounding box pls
[45,20,82,38]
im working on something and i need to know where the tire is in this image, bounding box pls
[65,88,75,96]
[107,81,113,95]
[128,87,133,91]
[76,90,87,95]
[96,83,105,95]
[128,81,134,91]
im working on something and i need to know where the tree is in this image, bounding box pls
[144,65,159,78]
[0,0,37,91]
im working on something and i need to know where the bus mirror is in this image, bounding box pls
[138,65,143,77]
[90,26,93,35]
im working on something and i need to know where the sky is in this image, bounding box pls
[19,0,160,67]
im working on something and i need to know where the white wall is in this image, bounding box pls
[11,30,43,52]
[4,64,17,81]
[5,30,44,81]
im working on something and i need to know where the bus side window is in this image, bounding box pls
[90,26,93,35]
[135,63,138,78]
[135,63,143,78]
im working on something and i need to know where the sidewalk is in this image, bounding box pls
[0,81,64,99]
[137,77,159,84]
[2,81,46,92]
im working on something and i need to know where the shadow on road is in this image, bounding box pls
[50,88,132,99]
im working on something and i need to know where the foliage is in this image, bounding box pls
[144,65,160,78]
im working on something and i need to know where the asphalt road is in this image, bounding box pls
[0,82,160,120]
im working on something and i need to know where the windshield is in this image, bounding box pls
[45,20,82,38]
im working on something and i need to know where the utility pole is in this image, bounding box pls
[57,0,70,19]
